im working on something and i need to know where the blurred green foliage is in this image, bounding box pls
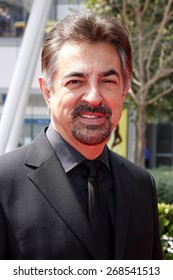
[158,203,173,260]
[150,166,173,259]
[150,166,173,204]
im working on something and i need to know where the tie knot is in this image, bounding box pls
[84,160,101,178]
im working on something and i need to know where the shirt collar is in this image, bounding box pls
[46,123,111,173]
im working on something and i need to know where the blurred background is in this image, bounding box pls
[0,0,173,259]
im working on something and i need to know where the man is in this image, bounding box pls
[0,12,162,260]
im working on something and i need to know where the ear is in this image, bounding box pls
[38,76,51,106]
[123,81,131,101]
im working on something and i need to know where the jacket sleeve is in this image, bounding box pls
[0,204,22,260]
[0,204,7,259]
[150,174,163,259]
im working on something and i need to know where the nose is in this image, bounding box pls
[82,84,103,106]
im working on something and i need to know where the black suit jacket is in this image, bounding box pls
[0,129,163,259]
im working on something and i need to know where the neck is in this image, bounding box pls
[74,142,106,160]
[66,136,106,160]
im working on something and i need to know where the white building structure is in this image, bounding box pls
[0,0,85,149]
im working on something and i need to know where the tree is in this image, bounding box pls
[85,0,173,167]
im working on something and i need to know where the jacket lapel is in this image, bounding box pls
[25,130,101,259]
[109,151,132,259]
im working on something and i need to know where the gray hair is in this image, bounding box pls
[41,11,132,91]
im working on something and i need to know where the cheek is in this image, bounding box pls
[110,98,124,125]
[50,93,77,119]
[48,94,63,121]
[50,91,66,109]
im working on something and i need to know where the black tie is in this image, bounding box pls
[85,160,101,235]
[84,160,114,259]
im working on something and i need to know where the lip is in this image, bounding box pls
[78,112,106,125]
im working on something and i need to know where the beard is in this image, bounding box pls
[70,103,112,145]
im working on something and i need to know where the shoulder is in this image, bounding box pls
[0,143,28,170]
[0,128,56,200]
[0,128,52,175]
[108,151,158,210]
[109,150,154,186]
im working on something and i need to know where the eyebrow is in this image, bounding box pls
[99,69,120,78]
[63,69,120,80]
[63,72,87,80]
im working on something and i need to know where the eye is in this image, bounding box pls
[69,80,80,84]
[103,80,115,83]
[100,79,118,90]
[65,79,85,90]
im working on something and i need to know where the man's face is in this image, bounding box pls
[40,41,128,148]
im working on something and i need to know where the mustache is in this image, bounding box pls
[71,103,112,118]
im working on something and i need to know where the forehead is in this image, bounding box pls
[58,41,119,60]
[56,41,122,74]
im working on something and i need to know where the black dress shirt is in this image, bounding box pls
[46,124,115,226]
